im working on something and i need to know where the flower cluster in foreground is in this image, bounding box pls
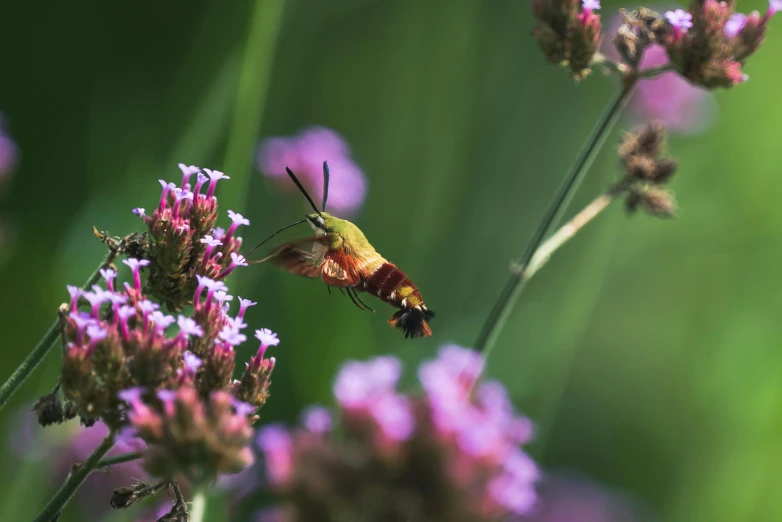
[134,163,249,310]
[257,126,367,215]
[33,165,278,519]
[532,0,604,78]
[255,345,538,521]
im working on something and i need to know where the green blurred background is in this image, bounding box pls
[1,0,781,520]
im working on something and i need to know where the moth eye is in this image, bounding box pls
[316,217,325,228]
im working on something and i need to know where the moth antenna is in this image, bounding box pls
[245,219,307,258]
[286,167,321,215]
[322,161,330,212]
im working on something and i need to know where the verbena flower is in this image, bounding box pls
[257,126,367,215]
[45,170,280,489]
[254,345,538,521]
[137,164,246,310]
[604,10,716,135]
[531,0,603,79]
[663,0,778,88]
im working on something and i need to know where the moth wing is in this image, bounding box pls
[261,235,332,280]
[321,250,362,287]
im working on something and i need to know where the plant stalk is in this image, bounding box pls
[0,249,119,412]
[474,84,635,360]
[33,432,115,522]
[97,451,142,469]
[189,486,208,522]
[522,187,621,282]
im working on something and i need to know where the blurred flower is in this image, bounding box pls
[0,113,18,179]
[531,0,603,79]
[4,407,147,521]
[254,345,538,521]
[604,10,716,135]
[257,126,367,215]
[528,470,653,522]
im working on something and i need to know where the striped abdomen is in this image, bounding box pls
[362,262,435,338]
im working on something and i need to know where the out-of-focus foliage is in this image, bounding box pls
[1,1,781,521]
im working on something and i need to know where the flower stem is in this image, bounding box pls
[474,84,634,360]
[32,432,115,522]
[522,186,623,282]
[0,249,119,413]
[97,450,142,469]
[189,486,208,522]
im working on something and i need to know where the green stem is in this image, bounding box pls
[97,451,142,469]
[189,486,208,522]
[33,432,115,522]
[0,249,119,413]
[474,84,635,360]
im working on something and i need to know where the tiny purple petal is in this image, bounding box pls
[67,285,82,300]
[86,324,109,341]
[69,312,95,331]
[254,328,280,348]
[137,299,160,314]
[771,0,782,14]
[301,406,332,434]
[665,9,693,30]
[150,311,175,330]
[232,399,256,416]
[183,351,203,371]
[214,290,233,304]
[212,227,226,240]
[199,234,223,247]
[99,268,117,283]
[724,13,747,37]
[230,252,248,267]
[204,168,230,182]
[132,207,146,217]
[118,387,145,404]
[177,315,204,338]
[582,0,600,10]
[117,305,136,321]
[122,258,150,271]
[227,210,250,227]
[157,389,176,406]
[220,325,247,346]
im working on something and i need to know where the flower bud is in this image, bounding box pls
[31,392,64,427]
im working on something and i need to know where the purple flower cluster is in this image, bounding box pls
[255,345,538,521]
[257,126,367,215]
[532,0,604,79]
[663,0,778,88]
[60,262,279,480]
[136,163,248,309]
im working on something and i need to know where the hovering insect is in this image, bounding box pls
[250,162,435,338]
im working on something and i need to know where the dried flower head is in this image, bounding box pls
[617,122,679,218]
[532,0,604,79]
[255,346,538,521]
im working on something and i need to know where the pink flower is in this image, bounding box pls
[257,126,368,215]
[603,11,716,134]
